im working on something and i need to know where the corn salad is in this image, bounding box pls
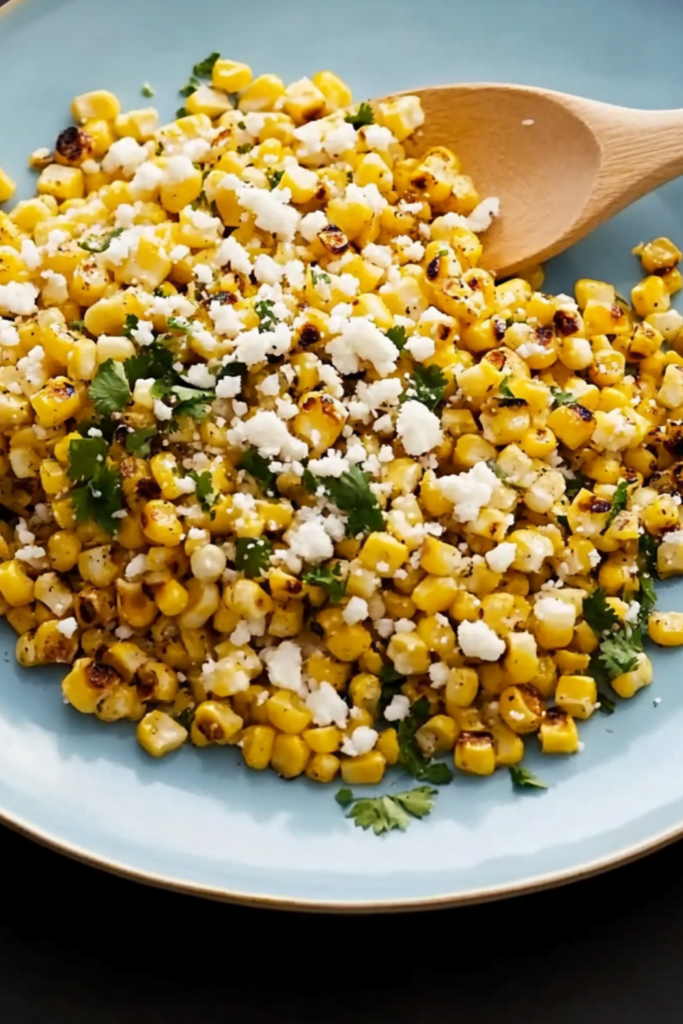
[0,56,681,791]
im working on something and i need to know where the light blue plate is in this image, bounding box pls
[2,0,683,911]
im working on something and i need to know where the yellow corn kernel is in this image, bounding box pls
[631,275,671,318]
[33,619,79,665]
[62,657,121,714]
[306,752,341,784]
[647,611,683,646]
[415,714,457,757]
[539,707,580,754]
[546,403,596,449]
[303,725,342,754]
[37,164,85,201]
[419,536,462,577]
[555,674,597,720]
[30,377,81,427]
[347,672,381,716]
[444,668,478,713]
[305,652,352,691]
[291,392,347,455]
[376,728,399,765]
[340,750,387,785]
[190,701,243,747]
[140,500,183,546]
[503,632,539,684]
[0,560,35,607]
[0,166,16,203]
[358,532,408,576]
[325,623,372,663]
[71,89,120,122]
[271,733,311,779]
[491,721,525,766]
[312,70,353,113]
[455,731,496,775]
[238,73,285,113]
[386,631,431,675]
[376,95,424,142]
[155,579,189,617]
[500,684,545,734]
[137,709,188,757]
[554,649,591,674]
[450,591,481,623]
[241,725,276,770]
[266,690,314,734]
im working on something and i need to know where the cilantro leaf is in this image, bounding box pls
[509,766,548,790]
[378,663,406,715]
[344,101,375,130]
[237,142,253,155]
[69,320,88,333]
[310,265,331,287]
[142,82,155,98]
[77,228,123,254]
[605,479,629,528]
[499,375,516,399]
[235,536,273,579]
[583,588,619,637]
[70,461,123,535]
[639,534,659,577]
[385,325,408,352]
[176,107,188,119]
[67,437,109,482]
[167,315,192,333]
[254,299,279,333]
[597,692,616,715]
[125,427,157,458]
[598,633,640,679]
[237,448,276,494]
[188,471,219,514]
[171,386,214,422]
[175,707,195,730]
[179,76,200,97]
[89,359,131,415]
[266,168,284,190]
[397,703,454,785]
[564,471,590,502]
[124,341,174,386]
[305,465,384,538]
[339,786,437,835]
[122,314,140,340]
[639,575,657,624]
[302,563,347,602]
[216,361,247,382]
[551,387,577,407]
[401,364,448,413]
[193,52,220,78]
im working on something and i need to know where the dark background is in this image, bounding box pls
[1,0,682,1020]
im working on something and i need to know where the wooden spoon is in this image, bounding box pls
[395,83,683,277]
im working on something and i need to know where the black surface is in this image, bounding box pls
[1,819,682,1023]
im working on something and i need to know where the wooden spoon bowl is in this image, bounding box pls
[396,84,683,277]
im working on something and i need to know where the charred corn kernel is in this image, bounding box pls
[95,683,145,723]
[30,377,81,426]
[34,620,79,665]
[539,707,580,754]
[137,710,187,756]
[241,725,276,770]
[648,611,683,646]
[500,684,545,734]
[376,728,399,765]
[415,714,457,757]
[419,536,462,576]
[266,690,314,734]
[611,653,653,698]
[491,721,525,767]
[190,701,243,746]
[62,657,121,714]
[137,661,178,703]
[340,750,386,785]
[271,733,311,779]
[546,403,596,449]
[306,752,341,784]
[555,674,597,720]
[140,500,183,547]
[455,731,496,775]
[0,561,35,607]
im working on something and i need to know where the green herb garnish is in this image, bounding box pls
[124,340,174,386]
[564,471,590,502]
[69,320,88,333]
[193,52,220,78]
[336,786,437,835]
[304,465,384,538]
[237,143,253,155]
[398,698,454,785]
[509,766,548,790]
[254,299,279,333]
[188,470,219,514]
[176,106,188,119]
[141,82,155,98]
[235,536,273,578]
[401,364,448,413]
[605,479,629,528]
[237,448,276,494]
[310,265,331,287]
[582,588,619,638]
[344,101,375,130]
[67,438,123,535]
[125,427,157,458]
[550,387,577,407]
[175,707,195,730]
[78,228,123,254]
[88,359,131,415]
[179,77,200,97]
[302,563,347,602]
[639,534,659,577]
[385,325,408,351]
[266,168,284,189]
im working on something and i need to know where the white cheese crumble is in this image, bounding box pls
[56,617,79,638]
[384,694,411,722]
[457,620,506,660]
[341,726,379,757]
[396,400,444,456]
[342,596,369,625]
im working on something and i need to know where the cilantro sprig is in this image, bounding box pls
[335,786,437,835]
[378,663,406,715]
[510,766,548,790]
[266,168,284,190]
[400,364,447,413]
[550,387,577,407]
[67,437,123,534]
[89,359,131,415]
[344,101,375,130]
[78,228,123,254]
[398,697,454,785]
[605,479,629,528]
[238,448,276,494]
[193,52,220,78]
[384,325,408,352]
[125,427,157,458]
[188,471,219,514]
[254,299,279,333]
[303,465,384,538]
[235,537,273,578]
[302,563,347,602]
[583,585,656,682]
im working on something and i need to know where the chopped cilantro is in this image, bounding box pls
[401,364,448,413]
[67,437,109,482]
[125,427,157,458]
[68,438,123,535]
[304,465,384,538]
[598,633,640,679]
[188,470,219,514]
[237,143,253,155]
[499,375,516,399]
[302,563,347,602]
[176,106,188,119]
[398,699,454,785]
[344,101,375,130]
[310,265,331,287]
[564,471,590,502]
[550,387,577,407]
[509,766,548,790]
[237,448,276,494]
[170,386,214,423]
[124,341,175,387]
[78,228,123,254]
[69,320,88,333]
[88,359,131,415]
[235,536,273,578]
[175,707,195,730]
[605,479,628,527]
[639,575,657,625]
[179,76,200,97]
[167,315,192,333]
[385,325,408,352]
[336,786,437,836]
[266,168,284,189]
[141,82,155,98]
[597,692,616,715]
[193,52,220,78]
[378,663,406,715]
[639,534,659,577]
[122,314,140,339]
[254,299,279,333]
[583,588,619,637]
[216,361,248,382]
